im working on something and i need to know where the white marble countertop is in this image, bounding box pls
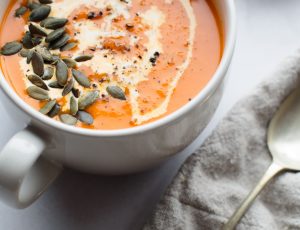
[1,0,300,229]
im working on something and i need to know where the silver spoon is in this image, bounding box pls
[223,88,300,230]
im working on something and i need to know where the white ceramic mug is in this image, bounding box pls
[0,0,236,208]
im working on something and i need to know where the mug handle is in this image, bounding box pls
[0,128,62,209]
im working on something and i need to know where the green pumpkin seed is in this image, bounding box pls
[43,18,68,29]
[39,99,56,114]
[29,5,51,22]
[78,91,99,110]
[62,78,74,96]
[77,111,94,125]
[60,42,77,51]
[46,27,65,43]
[40,17,54,27]
[31,51,44,76]
[0,41,22,56]
[37,47,53,63]
[27,50,34,64]
[39,0,53,4]
[27,85,49,100]
[106,86,126,100]
[41,67,54,80]
[32,37,43,46]
[15,6,27,17]
[49,34,70,50]
[74,54,94,62]
[72,69,91,88]
[48,54,60,64]
[48,103,61,117]
[56,60,68,86]
[20,49,29,57]
[62,58,76,68]
[28,74,48,90]
[29,23,47,36]
[59,114,77,126]
[28,1,41,10]
[35,46,53,62]
[48,81,63,88]
[72,88,80,98]
[22,32,34,49]
[70,96,78,116]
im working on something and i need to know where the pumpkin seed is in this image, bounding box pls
[62,78,74,96]
[27,85,49,100]
[27,50,34,64]
[62,58,76,68]
[29,5,51,22]
[56,60,68,86]
[72,69,91,88]
[35,46,53,62]
[28,1,41,10]
[74,54,94,62]
[40,17,54,27]
[31,51,44,76]
[28,74,48,90]
[77,111,93,125]
[49,34,70,50]
[0,41,22,56]
[46,27,65,43]
[59,114,77,126]
[46,54,59,65]
[43,18,68,29]
[72,88,80,98]
[60,42,77,51]
[22,32,34,49]
[15,6,27,17]
[48,81,63,88]
[106,86,126,100]
[39,0,53,4]
[41,67,54,80]
[48,103,61,117]
[39,99,56,114]
[29,23,47,36]
[78,91,99,110]
[32,36,43,46]
[70,96,78,116]
[20,49,29,57]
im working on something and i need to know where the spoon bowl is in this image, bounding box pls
[224,87,300,229]
[269,88,300,170]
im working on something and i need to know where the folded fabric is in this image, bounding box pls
[143,52,300,230]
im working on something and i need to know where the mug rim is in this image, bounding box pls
[0,0,236,137]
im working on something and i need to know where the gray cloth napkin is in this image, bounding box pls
[143,52,300,230]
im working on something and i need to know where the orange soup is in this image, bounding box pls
[0,0,222,130]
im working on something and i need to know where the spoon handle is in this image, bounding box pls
[223,162,284,230]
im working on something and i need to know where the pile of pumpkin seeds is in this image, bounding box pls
[0,0,127,126]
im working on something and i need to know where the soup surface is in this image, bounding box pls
[0,0,222,130]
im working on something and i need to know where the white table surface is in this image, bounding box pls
[1,0,300,229]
